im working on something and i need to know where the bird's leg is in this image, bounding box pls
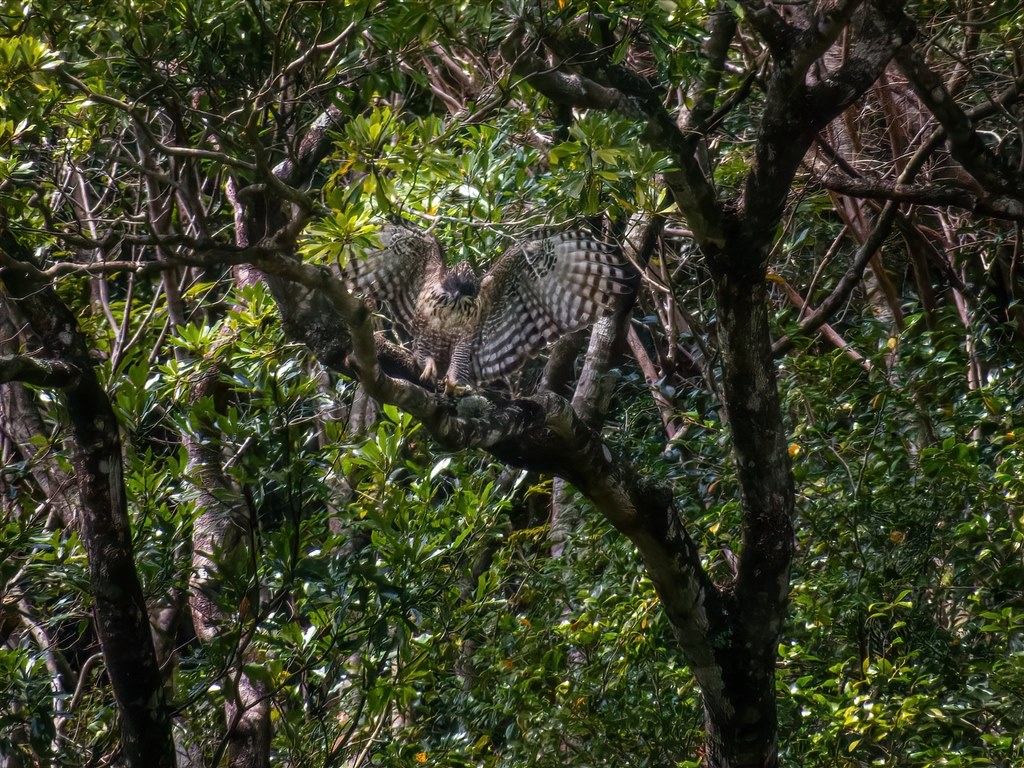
[443,342,474,395]
[420,355,437,382]
[442,357,472,395]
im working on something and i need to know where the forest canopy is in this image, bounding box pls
[1,1,1023,767]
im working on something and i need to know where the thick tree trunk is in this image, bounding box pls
[183,365,271,768]
[0,230,175,768]
[696,254,794,768]
[703,686,779,768]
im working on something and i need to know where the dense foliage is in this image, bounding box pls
[2,0,1023,766]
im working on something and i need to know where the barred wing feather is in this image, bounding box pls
[343,222,441,332]
[472,232,632,380]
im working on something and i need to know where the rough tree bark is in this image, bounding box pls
[0,301,80,530]
[183,364,271,768]
[0,229,175,768]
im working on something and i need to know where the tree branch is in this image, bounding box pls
[504,23,727,248]
[792,0,867,75]
[772,200,900,356]
[0,353,80,387]
[682,4,739,136]
[58,68,258,173]
[772,276,872,371]
[742,1,912,253]
[732,0,794,55]
[895,43,1024,196]
[818,174,1024,220]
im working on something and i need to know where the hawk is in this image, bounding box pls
[344,220,633,387]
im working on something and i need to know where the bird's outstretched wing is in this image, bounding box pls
[469,231,633,381]
[343,221,442,332]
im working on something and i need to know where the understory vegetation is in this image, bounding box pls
[1,0,1023,766]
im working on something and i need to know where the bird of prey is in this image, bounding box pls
[343,220,633,387]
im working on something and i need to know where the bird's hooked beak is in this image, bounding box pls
[441,270,479,305]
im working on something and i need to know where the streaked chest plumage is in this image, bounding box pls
[417,264,482,330]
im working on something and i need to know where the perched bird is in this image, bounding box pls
[344,220,633,387]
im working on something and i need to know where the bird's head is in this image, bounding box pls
[434,263,480,317]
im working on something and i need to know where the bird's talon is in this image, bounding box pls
[443,378,471,396]
[420,356,437,382]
